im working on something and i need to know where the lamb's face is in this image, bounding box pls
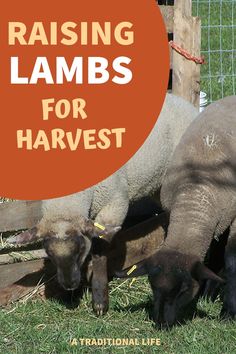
[149,266,199,328]
[115,249,224,328]
[43,230,91,290]
[148,251,226,327]
[7,218,95,291]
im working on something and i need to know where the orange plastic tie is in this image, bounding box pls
[169,41,205,65]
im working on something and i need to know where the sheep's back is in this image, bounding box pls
[161,95,236,232]
[126,93,199,202]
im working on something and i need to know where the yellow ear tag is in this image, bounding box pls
[99,235,104,239]
[94,222,106,231]
[127,264,137,276]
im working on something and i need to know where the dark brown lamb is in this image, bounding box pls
[117,96,236,327]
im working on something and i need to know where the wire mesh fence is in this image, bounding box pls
[193,0,236,102]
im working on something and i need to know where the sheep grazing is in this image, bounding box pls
[115,248,224,328]
[8,93,198,316]
[117,95,236,326]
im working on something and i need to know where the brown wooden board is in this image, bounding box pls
[0,250,47,265]
[172,0,201,106]
[0,259,45,290]
[159,5,174,33]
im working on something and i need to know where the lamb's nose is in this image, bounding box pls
[62,281,79,291]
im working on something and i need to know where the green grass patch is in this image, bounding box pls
[0,278,236,354]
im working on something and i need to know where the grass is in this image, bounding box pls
[1,277,236,354]
[1,2,236,354]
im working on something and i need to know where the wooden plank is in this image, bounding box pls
[0,249,47,265]
[191,16,201,106]
[172,0,201,106]
[0,275,70,307]
[0,200,42,232]
[159,5,174,33]
[108,212,168,273]
[158,5,174,68]
[0,259,45,289]
[0,262,57,306]
[0,277,43,306]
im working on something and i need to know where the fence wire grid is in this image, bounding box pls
[192,0,236,102]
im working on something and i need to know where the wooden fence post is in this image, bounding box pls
[172,0,201,107]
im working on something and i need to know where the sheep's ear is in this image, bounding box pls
[83,219,121,239]
[101,225,121,237]
[192,262,225,284]
[7,227,40,245]
[115,259,147,278]
[80,218,95,238]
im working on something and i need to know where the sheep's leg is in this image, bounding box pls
[91,226,123,316]
[91,238,110,316]
[91,193,129,316]
[92,225,125,316]
[222,218,236,319]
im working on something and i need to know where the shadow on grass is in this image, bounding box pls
[4,259,88,310]
[113,296,218,330]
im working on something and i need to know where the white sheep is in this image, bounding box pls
[9,93,198,315]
